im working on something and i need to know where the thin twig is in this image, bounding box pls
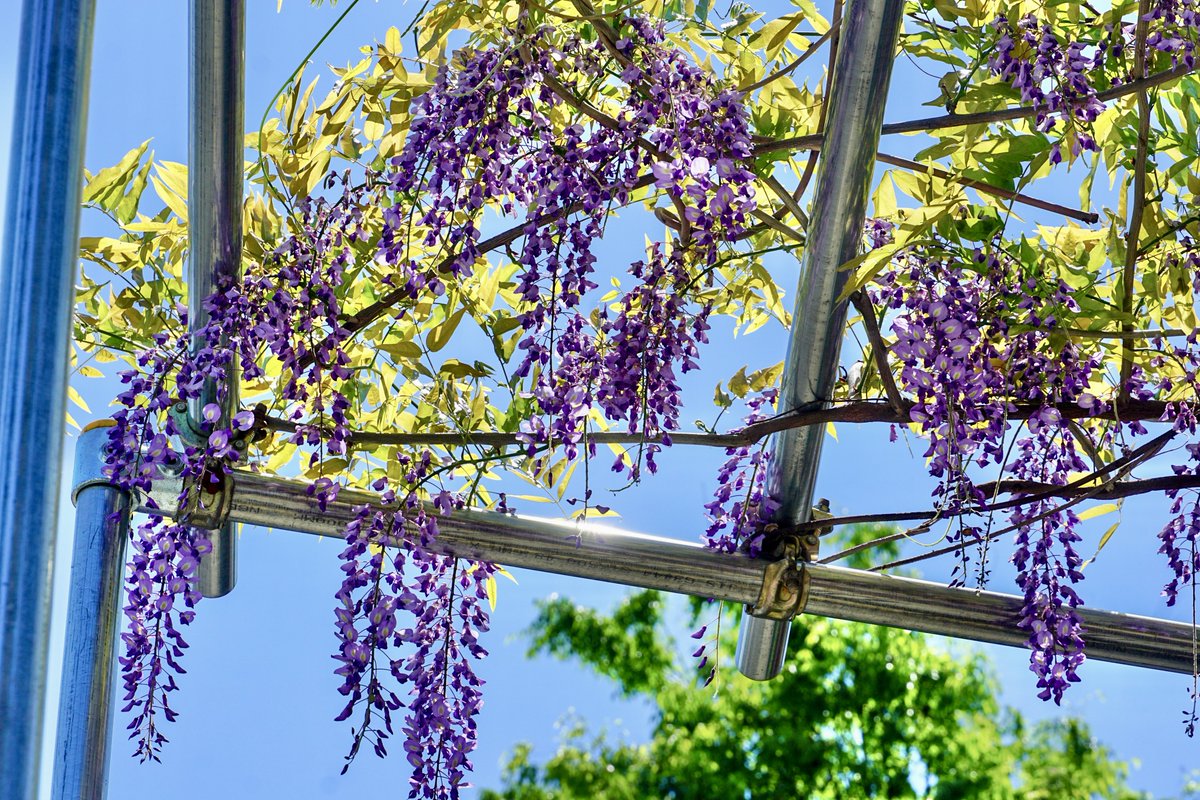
[875,152,1099,223]
[754,62,1200,157]
[262,398,1182,453]
[849,291,906,415]
[738,28,833,93]
[762,173,810,229]
[815,429,1174,553]
[1060,327,1188,340]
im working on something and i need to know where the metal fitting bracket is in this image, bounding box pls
[169,401,207,447]
[745,499,829,621]
[179,469,235,531]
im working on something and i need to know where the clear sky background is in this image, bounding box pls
[0,2,1196,798]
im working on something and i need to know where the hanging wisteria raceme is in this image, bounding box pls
[703,388,780,558]
[1152,247,1200,610]
[1146,0,1200,68]
[989,14,1104,163]
[1148,246,1200,735]
[871,251,1006,586]
[103,171,395,761]
[332,464,492,796]
[1007,418,1089,705]
[382,16,755,481]
[692,388,779,687]
[866,245,1108,694]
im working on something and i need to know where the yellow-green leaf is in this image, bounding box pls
[427,307,466,352]
[1078,502,1119,521]
[67,385,91,413]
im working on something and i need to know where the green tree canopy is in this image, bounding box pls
[485,591,1149,800]
[483,529,1151,800]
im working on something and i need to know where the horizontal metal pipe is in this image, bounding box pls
[803,565,1196,675]
[134,471,1200,676]
[142,473,765,604]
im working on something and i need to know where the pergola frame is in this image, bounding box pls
[0,1,1195,798]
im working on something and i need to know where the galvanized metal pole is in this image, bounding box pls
[0,1,96,797]
[135,470,1200,675]
[735,0,905,680]
[51,423,131,800]
[188,0,245,598]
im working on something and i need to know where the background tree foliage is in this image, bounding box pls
[482,529,1153,800]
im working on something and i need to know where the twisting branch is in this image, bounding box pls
[569,0,636,70]
[848,290,906,416]
[1120,0,1154,400]
[262,398,1183,454]
[875,152,1099,223]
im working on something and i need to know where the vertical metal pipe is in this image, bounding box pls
[51,423,130,800]
[0,1,96,796]
[188,0,245,598]
[735,0,905,680]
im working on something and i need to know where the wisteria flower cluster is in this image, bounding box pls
[1146,0,1200,69]
[332,464,492,795]
[989,14,1105,163]
[382,15,756,481]
[870,246,1103,695]
[691,388,779,686]
[703,388,780,557]
[103,171,376,759]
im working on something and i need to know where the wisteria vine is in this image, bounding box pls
[102,13,758,795]
[88,2,1200,792]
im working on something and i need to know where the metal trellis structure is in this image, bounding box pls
[0,0,1195,798]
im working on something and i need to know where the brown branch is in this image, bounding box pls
[754,62,1199,158]
[875,152,1099,223]
[750,208,806,243]
[262,413,751,450]
[849,291,906,415]
[1120,0,1154,400]
[569,0,636,71]
[814,429,1175,562]
[1138,213,1200,256]
[762,173,809,229]
[977,473,1198,501]
[1061,327,1188,340]
[263,398,1181,454]
[849,433,1177,573]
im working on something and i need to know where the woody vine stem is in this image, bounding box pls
[76,1,1200,795]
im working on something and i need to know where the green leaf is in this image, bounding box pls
[1083,521,1122,570]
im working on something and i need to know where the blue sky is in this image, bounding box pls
[0,2,1196,798]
